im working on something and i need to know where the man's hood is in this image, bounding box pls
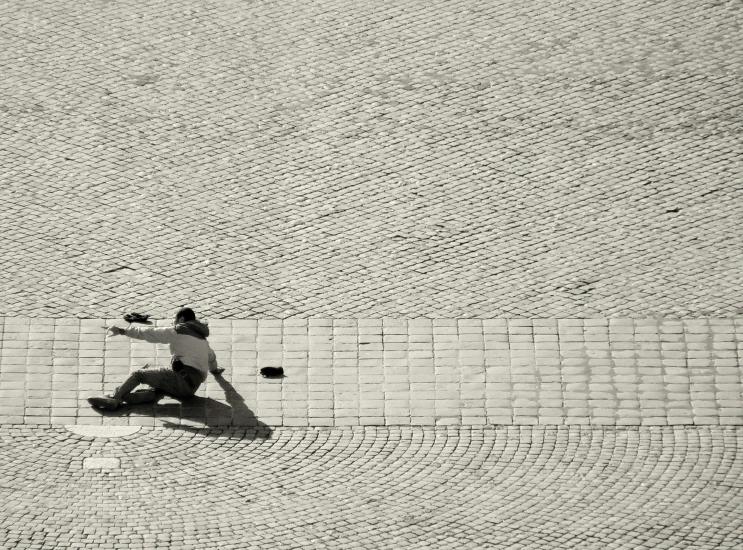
[175,320,210,340]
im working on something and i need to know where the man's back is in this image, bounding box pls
[124,320,218,376]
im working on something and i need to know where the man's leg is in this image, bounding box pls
[116,367,195,400]
[112,370,148,403]
[89,366,200,410]
[88,366,156,409]
[89,366,172,409]
[121,388,161,405]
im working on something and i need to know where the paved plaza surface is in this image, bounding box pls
[1,0,742,319]
[2,426,742,550]
[1,316,742,428]
[2,0,743,548]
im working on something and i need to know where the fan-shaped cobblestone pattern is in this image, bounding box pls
[1,0,742,319]
[2,316,741,427]
[0,426,741,549]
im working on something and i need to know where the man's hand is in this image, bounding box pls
[105,326,125,336]
[211,368,225,377]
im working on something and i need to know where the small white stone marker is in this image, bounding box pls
[83,457,121,469]
[66,425,141,438]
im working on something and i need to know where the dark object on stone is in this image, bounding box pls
[124,312,151,324]
[260,367,285,378]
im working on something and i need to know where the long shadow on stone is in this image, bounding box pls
[94,374,272,439]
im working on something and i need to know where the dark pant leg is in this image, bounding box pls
[114,367,197,401]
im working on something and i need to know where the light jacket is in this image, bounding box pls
[124,320,218,376]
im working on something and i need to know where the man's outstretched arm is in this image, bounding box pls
[106,325,176,344]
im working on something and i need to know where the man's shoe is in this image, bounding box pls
[87,396,122,410]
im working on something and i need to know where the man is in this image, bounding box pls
[88,307,224,410]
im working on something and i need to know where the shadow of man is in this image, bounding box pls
[94,373,272,440]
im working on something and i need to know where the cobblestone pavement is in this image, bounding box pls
[2,0,742,319]
[2,1,743,546]
[1,426,742,550]
[2,316,741,427]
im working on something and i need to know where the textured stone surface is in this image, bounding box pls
[2,316,741,427]
[1,0,742,319]
[1,426,742,549]
[2,1,741,546]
